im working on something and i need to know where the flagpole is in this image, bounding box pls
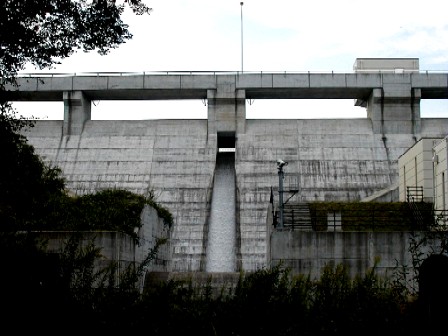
[240,2,244,73]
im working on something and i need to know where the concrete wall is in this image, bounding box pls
[40,205,170,290]
[139,205,172,272]
[433,136,448,214]
[269,230,444,282]
[22,117,448,272]
[24,119,216,272]
[398,138,441,202]
[236,119,448,270]
[397,135,448,218]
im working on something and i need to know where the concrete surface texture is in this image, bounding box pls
[10,71,448,273]
[269,230,445,284]
[41,205,170,290]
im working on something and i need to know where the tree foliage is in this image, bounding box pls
[0,105,67,230]
[1,0,151,84]
[0,3,176,332]
[1,231,166,333]
[0,0,154,229]
[130,264,414,336]
[33,188,172,240]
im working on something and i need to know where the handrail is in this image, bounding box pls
[15,69,448,78]
[406,186,424,203]
[309,206,434,232]
[406,186,425,229]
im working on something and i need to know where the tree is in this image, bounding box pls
[0,3,165,329]
[0,0,152,228]
[0,107,66,230]
[0,0,152,84]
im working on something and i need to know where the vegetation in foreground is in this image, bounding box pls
[0,239,438,336]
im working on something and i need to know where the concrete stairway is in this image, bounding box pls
[283,203,313,231]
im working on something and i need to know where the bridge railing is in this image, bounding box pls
[15,69,448,78]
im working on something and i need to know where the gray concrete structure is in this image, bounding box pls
[269,230,446,285]
[4,69,448,273]
[353,58,419,73]
[41,205,171,291]
[433,136,448,216]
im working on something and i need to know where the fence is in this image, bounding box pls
[307,202,435,232]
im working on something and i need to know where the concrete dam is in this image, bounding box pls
[4,67,448,273]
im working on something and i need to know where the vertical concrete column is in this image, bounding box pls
[207,89,217,136]
[366,74,421,135]
[207,75,246,137]
[236,89,246,135]
[63,91,91,136]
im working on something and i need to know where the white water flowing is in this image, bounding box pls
[205,153,236,272]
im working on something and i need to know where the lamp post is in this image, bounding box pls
[240,2,244,73]
[277,159,288,229]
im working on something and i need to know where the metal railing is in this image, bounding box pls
[15,69,448,78]
[406,186,425,229]
[406,186,424,203]
[309,207,436,232]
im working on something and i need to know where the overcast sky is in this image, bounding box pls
[16,0,448,120]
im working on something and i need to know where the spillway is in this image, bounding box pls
[205,152,236,272]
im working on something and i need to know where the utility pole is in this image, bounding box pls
[277,159,288,229]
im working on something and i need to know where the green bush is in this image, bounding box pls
[0,232,429,335]
[35,188,172,240]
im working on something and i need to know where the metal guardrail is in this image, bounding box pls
[15,69,448,78]
[310,207,437,232]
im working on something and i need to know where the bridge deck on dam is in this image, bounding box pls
[3,71,448,101]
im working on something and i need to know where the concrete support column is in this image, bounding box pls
[366,76,421,135]
[235,89,246,135]
[207,76,246,138]
[63,91,91,135]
